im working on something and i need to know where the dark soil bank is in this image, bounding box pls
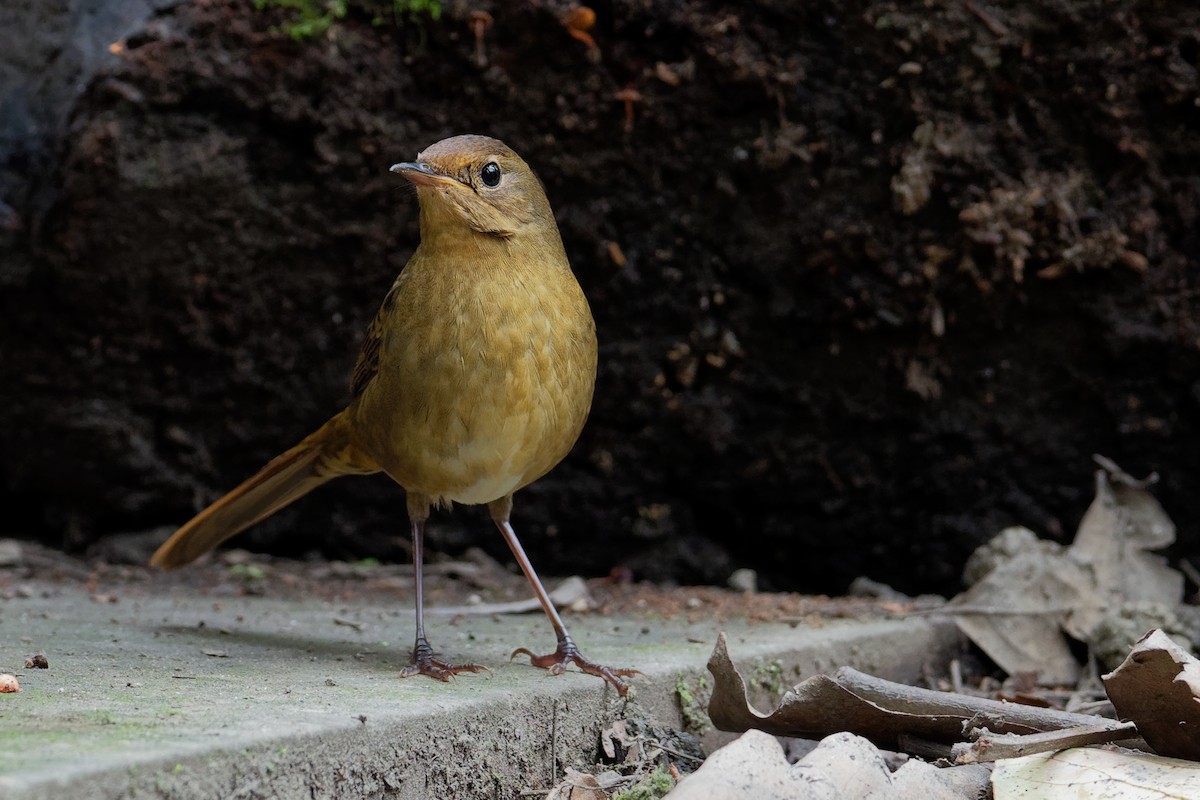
[2,0,1198,594]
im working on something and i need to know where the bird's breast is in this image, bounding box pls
[350,252,597,506]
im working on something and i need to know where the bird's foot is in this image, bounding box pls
[401,637,489,682]
[511,636,642,696]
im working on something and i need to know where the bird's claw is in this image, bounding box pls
[511,640,642,696]
[401,638,490,682]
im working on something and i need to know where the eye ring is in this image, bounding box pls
[481,161,502,188]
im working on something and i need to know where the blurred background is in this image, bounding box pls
[1,0,1197,595]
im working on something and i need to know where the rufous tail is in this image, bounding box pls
[149,410,377,570]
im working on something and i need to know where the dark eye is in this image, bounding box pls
[481,162,501,187]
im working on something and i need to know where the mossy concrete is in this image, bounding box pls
[1,581,961,799]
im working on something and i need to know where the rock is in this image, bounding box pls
[728,568,758,593]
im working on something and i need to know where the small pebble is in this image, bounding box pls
[0,539,23,566]
[727,568,758,593]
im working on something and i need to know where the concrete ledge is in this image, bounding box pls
[1,580,961,799]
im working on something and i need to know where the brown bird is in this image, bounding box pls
[150,134,637,695]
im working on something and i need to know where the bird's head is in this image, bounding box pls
[391,135,553,240]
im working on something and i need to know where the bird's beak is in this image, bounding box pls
[390,161,461,189]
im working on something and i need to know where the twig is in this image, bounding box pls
[836,667,1131,735]
[910,603,1080,616]
[949,658,964,695]
[962,0,1009,37]
[644,739,705,764]
[896,734,954,761]
[333,617,366,632]
[1069,699,1117,717]
[952,721,1139,763]
[815,447,847,493]
[432,577,588,616]
[1179,558,1200,590]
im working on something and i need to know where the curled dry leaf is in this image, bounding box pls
[705,632,1122,747]
[1102,629,1200,761]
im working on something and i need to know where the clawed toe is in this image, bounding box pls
[400,658,489,682]
[402,638,489,682]
[511,640,641,696]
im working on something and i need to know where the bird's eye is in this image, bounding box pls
[481,162,502,188]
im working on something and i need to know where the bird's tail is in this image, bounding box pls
[149,410,378,570]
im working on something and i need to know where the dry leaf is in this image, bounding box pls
[1068,468,1181,637]
[707,632,963,744]
[945,460,1184,684]
[545,767,607,800]
[992,748,1200,799]
[601,719,642,763]
[1103,629,1200,760]
[705,633,1121,746]
[947,528,1091,685]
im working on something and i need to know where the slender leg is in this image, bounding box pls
[488,496,641,696]
[399,495,488,681]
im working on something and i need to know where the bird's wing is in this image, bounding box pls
[350,278,401,398]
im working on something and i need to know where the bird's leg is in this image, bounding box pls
[400,496,488,682]
[488,496,641,696]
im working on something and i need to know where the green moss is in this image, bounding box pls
[254,0,347,40]
[613,766,674,800]
[392,0,441,21]
[673,674,712,736]
[227,562,265,580]
[253,0,441,41]
[751,659,785,695]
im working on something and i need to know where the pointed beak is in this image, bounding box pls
[390,161,461,188]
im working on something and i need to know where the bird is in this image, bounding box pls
[150,134,638,695]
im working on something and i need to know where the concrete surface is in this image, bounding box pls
[0,577,962,799]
